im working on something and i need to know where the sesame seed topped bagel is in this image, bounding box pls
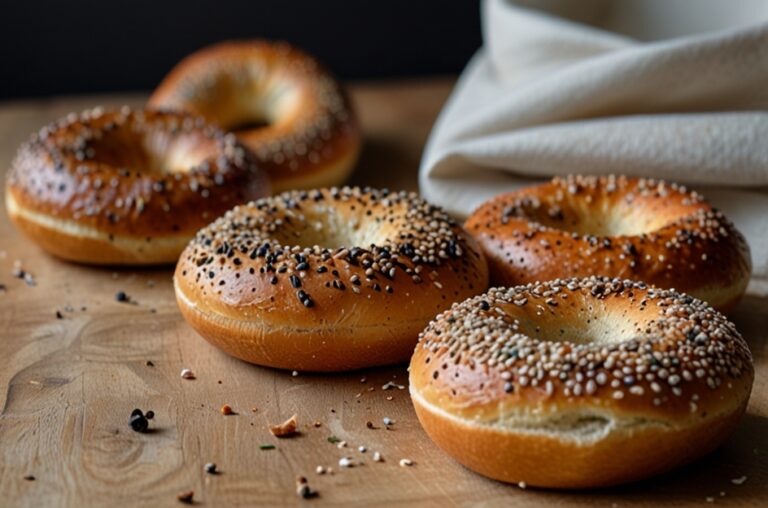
[465,175,751,312]
[409,276,753,489]
[149,40,361,192]
[174,186,489,372]
[5,107,270,265]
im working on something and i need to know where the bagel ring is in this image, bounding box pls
[409,276,754,488]
[174,186,489,371]
[149,40,361,192]
[465,175,751,312]
[5,107,270,265]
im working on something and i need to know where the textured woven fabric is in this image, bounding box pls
[420,0,768,294]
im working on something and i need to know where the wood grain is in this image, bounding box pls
[0,80,767,507]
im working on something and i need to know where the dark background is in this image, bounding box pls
[0,1,482,100]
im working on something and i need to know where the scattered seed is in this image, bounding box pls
[180,368,195,380]
[12,262,36,287]
[383,417,394,426]
[399,458,413,467]
[204,463,217,474]
[23,475,35,481]
[129,411,148,433]
[731,476,747,485]
[338,457,354,468]
[176,490,194,504]
[373,452,383,462]
[296,476,316,499]
[220,404,234,415]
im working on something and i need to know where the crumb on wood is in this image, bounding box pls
[269,414,298,437]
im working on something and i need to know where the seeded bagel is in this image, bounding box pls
[5,107,269,265]
[465,175,751,312]
[150,40,360,192]
[410,277,754,488]
[174,186,489,371]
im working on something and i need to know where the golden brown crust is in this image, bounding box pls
[409,277,754,488]
[174,187,489,371]
[149,40,361,192]
[464,175,752,312]
[5,107,270,265]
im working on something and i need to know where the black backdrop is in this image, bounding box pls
[0,1,482,99]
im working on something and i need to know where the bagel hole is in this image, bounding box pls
[532,212,668,237]
[267,204,390,251]
[512,198,677,237]
[218,81,301,135]
[228,118,271,134]
[87,127,216,175]
[506,299,643,346]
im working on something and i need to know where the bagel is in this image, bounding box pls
[5,107,269,265]
[149,40,361,193]
[409,276,754,489]
[465,175,751,312]
[174,186,489,371]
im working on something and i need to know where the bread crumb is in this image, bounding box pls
[269,414,298,437]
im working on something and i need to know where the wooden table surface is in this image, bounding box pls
[0,80,766,507]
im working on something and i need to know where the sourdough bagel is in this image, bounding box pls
[174,187,489,371]
[465,175,751,312]
[5,107,269,265]
[149,40,360,192]
[409,276,753,489]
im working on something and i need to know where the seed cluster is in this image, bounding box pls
[179,187,484,308]
[417,276,752,408]
[151,41,357,177]
[7,107,264,235]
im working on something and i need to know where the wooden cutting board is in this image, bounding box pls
[0,80,766,507]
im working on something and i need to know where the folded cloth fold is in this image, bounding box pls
[420,0,768,295]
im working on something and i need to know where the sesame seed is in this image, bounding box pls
[413,276,750,411]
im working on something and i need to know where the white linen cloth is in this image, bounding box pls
[420,0,768,295]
